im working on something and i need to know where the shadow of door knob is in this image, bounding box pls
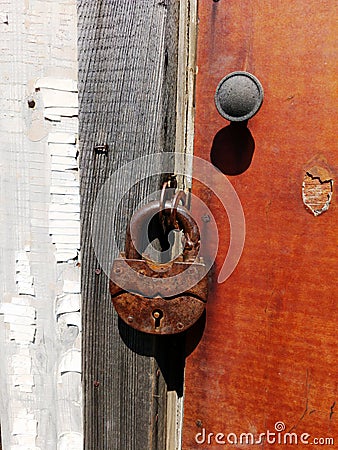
[215,71,264,122]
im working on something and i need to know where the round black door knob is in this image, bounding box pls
[215,71,264,122]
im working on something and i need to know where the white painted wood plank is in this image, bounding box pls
[0,0,82,448]
[50,185,79,195]
[39,89,78,108]
[55,294,80,315]
[35,77,78,92]
[49,143,78,157]
[51,194,80,204]
[48,132,77,144]
[48,212,80,221]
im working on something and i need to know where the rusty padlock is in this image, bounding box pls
[110,199,208,334]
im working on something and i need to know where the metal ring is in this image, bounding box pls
[170,190,186,226]
[159,181,169,221]
[127,200,200,260]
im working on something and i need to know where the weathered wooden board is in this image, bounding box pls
[78,1,180,448]
[0,0,81,449]
[183,1,337,448]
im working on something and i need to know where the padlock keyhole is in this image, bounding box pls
[152,309,164,330]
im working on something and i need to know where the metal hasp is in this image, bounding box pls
[215,71,264,122]
[110,194,208,335]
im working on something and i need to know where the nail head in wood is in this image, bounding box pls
[94,144,109,155]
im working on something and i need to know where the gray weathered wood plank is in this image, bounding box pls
[78,1,179,448]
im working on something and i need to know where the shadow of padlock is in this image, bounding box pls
[110,200,208,334]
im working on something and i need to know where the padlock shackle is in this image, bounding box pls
[125,200,200,261]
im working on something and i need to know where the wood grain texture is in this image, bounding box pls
[78,1,179,448]
[174,0,198,192]
[183,0,337,448]
[0,1,81,449]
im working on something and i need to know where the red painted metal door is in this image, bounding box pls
[183,1,337,448]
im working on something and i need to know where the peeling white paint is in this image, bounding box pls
[50,186,79,195]
[2,315,35,326]
[39,89,78,109]
[44,108,78,121]
[11,444,41,450]
[12,416,37,436]
[50,220,80,229]
[9,323,36,343]
[56,294,80,315]
[51,155,78,168]
[58,432,83,450]
[15,250,35,296]
[12,374,35,393]
[60,312,81,331]
[0,284,37,347]
[47,119,80,262]
[11,352,32,376]
[11,407,39,449]
[40,73,82,449]
[50,214,80,223]
[49,143,77,157]
[48,132,77,144]
[0,303,36,321]
[51,235,80,245]
[59,349,81,378]
[63,280,81,294]
[35,77,78,92]
[51,194,80,204]
[0,0,82,448]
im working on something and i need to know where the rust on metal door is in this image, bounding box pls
[183,1,337,448]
